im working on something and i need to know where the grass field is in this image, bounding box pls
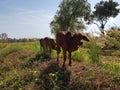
[0,40,120,90]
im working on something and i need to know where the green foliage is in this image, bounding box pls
[50,0,91,35]
[72,48,90,62]
[94,0,119,18]
[87,38,101,65]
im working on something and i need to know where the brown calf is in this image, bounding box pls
[56,31,89,67]
[39,37,56,53]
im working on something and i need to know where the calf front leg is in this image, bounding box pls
[63,50,66,67]
[68,52,71,66]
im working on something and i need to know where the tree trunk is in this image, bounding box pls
[100,23,105,35]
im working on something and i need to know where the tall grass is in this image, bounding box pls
[1,41,120,89]
[87,37,101,65]
[72,48,90,62]
[72,36,101,65]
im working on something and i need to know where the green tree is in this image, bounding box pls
[50,0,91,35]
[88,0,120,34]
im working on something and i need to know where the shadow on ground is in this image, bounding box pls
[34,58,120,90]
[38,62,71,90]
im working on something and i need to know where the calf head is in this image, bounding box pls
[82,35,89,41]
[74,32,89,41]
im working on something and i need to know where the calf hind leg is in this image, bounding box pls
[57,46,60,63]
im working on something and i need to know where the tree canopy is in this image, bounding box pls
[89,0,120,34]
[50,0,91,35]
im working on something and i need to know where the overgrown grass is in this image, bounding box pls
[72,37,101,65]
[0,41,60,90]
[0,41,41,90]
[87,38,101,65]
[72,48,90,63]
[72,37,120,77]
[1,41,120,90]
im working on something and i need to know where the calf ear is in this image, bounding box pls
[82,36,89,41]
